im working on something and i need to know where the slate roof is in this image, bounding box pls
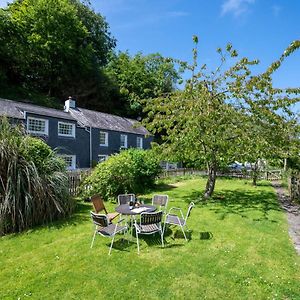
[69,107,148,135]
[0,98,75,121]
[0,98,149,135]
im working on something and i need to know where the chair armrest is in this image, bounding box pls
[167,207,185,220]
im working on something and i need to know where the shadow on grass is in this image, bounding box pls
[109,239,136,252]
[153,183,177,192]
[200,231,213,240]
[47,201,91,229]
[180,188,281,222]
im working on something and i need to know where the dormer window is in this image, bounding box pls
[27,117,48,135]
[58,122,75,138]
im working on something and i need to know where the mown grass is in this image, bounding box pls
[1,177,300,299]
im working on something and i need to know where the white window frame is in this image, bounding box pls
[58,121,75,138]
[99,131,108,146]
[136,136,143,149]
[98,154,108,163]
[27,117,49,135]
[59,155,76,170]
[120,134,128,149]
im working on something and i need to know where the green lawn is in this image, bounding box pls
[1,177,300,299]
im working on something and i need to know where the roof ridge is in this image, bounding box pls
[76,107,138,123]
[0,97,66,113]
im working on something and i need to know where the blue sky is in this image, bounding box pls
[91,0,300,90]
[0,0,299,90]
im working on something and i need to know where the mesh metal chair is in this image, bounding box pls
[163,202,195,241]
[118,193,135,205]
[152,194,169,214]
[134,211,164,254]
[91,195,119,222]
[90,212,127,255]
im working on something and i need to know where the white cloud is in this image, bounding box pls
[221,0,255,17]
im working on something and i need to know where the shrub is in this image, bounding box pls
[23,136,66,173]
[0,117,74,235]
[82,148,162,200]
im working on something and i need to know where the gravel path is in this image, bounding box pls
[272,181,300,255]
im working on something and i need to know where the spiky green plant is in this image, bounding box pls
[0,117,74,235]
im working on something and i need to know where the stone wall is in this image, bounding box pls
[289,172,300,202]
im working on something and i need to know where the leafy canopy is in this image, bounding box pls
[0,0,116,107]
[142,37,300,197]
[105,51,179,117]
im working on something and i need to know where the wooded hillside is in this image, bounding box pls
[0,0,178,118]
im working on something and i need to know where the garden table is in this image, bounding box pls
[115,204,156,238]
[115,204,156,216]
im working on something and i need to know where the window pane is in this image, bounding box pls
[58,122,74,136]
[98,155,107,162]
[137,137,143,149]
[120,134,127,148]
[28,118,46,133]
[60,155,75,169]
[100,132,108,145]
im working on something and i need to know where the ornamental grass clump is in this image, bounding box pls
[82,148,161,200]
[0,117,74,235]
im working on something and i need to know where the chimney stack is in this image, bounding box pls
[64,96,76,112]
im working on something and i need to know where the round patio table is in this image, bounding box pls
[115,204,156,215]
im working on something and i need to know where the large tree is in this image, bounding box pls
[143,37,300,198]
[105,51,179,117]
[0,0,116,108]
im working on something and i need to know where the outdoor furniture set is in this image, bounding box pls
[90,194,195,255]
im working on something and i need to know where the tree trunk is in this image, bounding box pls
[252,161,258,186]
[204,163,217,198]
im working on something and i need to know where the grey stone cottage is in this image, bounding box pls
[0,97,152,169]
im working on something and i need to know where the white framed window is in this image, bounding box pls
[58,122,75,138]
[100,131,108,146]
[59,155,76,170]
[136,136,143,149]
[120,134,128,148]
[98,155,108,163]
[27,117,48,135]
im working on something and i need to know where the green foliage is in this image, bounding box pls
[143,36,300,197]
[83,149,162,200]
[105,51,179,117]
[23,136,66,173]
[0,117,74,235]
[0,0,116,108]
[1,178,300,299]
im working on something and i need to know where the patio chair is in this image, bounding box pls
[134,211,164,254]
[91,194,119,223]
[118,193,135,205]
[90,212,128,255]
[163,202,195,241]
[152,194,169,214]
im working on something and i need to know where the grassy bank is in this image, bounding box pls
[1,177,299,299]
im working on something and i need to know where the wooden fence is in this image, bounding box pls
[159,168,206,178]
[67,168,282,196]
[160,168,282,181]
[67,169,91,196]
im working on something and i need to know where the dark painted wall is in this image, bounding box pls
[91,128,153,163]
[22,113,153,169]
[25,112,90,169]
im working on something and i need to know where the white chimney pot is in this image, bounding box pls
[64,98,76,112]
